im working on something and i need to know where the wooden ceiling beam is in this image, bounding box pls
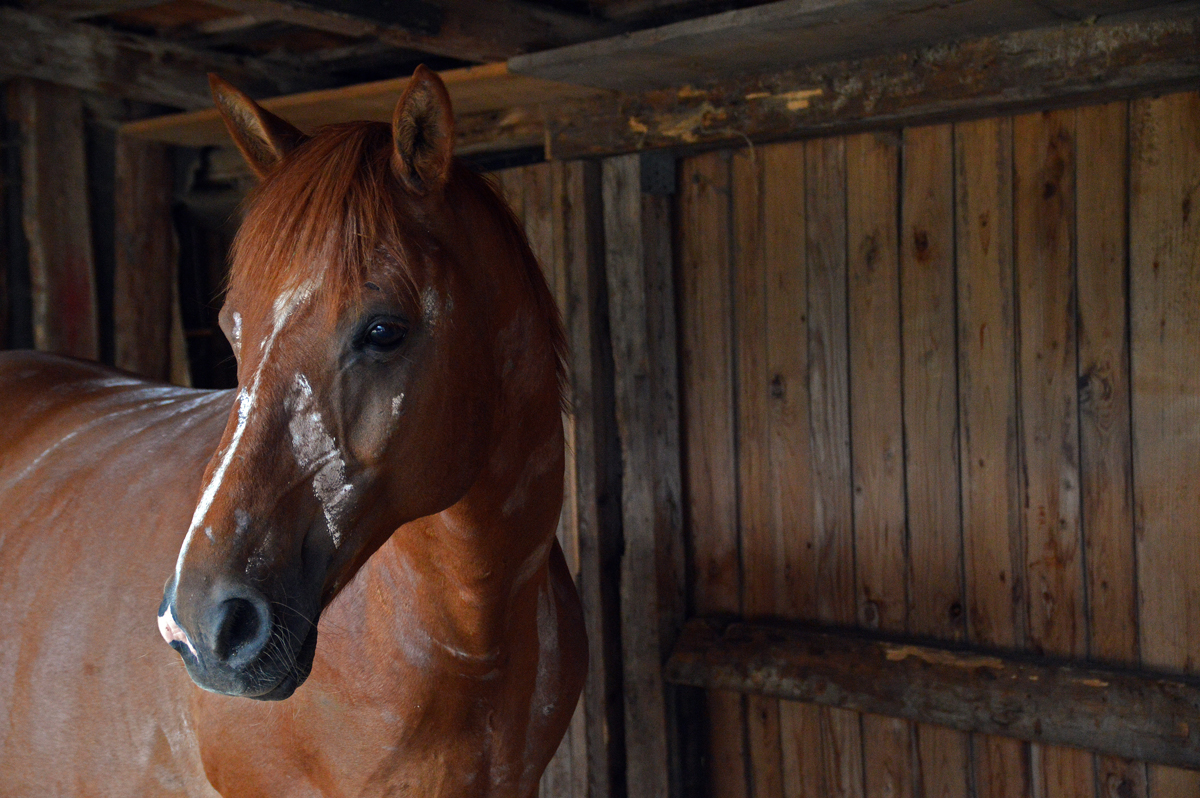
[0,6,330,109]
[202,0,621,63]
[541,5,1200,158]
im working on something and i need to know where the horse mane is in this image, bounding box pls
[228,121,568,406]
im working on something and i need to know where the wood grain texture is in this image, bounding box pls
[602,153,682,798]
[731,145,790,798]
[678,150,748,798]
[1129,90,1200,797]
[0,6,318,109]
[543,7,1200,159]
[846,130,913,798]
[1014,108,1093,798]
[900,122,970,798]
[511,0,1057,92]
[804,134,865,798]
[954,115,1028,798]
[557,160,623,798]
[1075,101,1148,798]
[113,135,176,381]
[13,79,97,361]
[665,617,1200,769]
[757,140,819,798]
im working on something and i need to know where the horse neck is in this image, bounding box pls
[371,317,564,660]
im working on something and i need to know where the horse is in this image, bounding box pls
[0,66,586,797]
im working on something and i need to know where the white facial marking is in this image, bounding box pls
[204,526,214,543]
[173,279,316,587]
[230,312,242,357]
[391,393,404,419]
[287,374,353,548]
[157,605,197,657]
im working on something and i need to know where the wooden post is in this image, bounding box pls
[11,78,97,360]
[114,133,179,382]
[601,152,686,798]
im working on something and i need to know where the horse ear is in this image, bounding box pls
[209,74,306,178]
[391,65,455,195]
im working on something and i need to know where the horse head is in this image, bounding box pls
[156,67,565,700]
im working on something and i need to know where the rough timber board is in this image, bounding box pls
[120,62,608,152]
[508,0,1172,93]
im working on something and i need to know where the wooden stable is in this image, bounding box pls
[3,1,1200,797]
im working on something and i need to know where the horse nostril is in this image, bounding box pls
[212,595,270,665]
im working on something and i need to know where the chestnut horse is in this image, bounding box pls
[0,67,585,796]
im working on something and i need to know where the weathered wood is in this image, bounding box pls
[602,153,684,798]
[203,0,618,64]
[899,122,970,798]
[0,6,321,109]
[846,130,913,798]
[748,139,817,798]
[678,151,748,798]
[512,0,1064,92]
[730,145,784,798]
[122,62,606,159]
[804,134,865,798]
[1014,108,1093,798]
[1075,100,1148,798]
[954,115,1028,798]
[113,135,176,381]
[664,618,1200,770]
[542,7,1200,159]
[555,160,622,798]
[12,80,98,360]
[1130,90,1200,797]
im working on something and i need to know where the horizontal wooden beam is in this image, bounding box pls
[541,5,1200,158]
[0,7,324,109]
[121,62,607,157]
[665,618,1200,769]
[203,0,620,64]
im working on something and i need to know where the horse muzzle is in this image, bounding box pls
[158,578,318,700]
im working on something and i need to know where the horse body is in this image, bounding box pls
[0,66,584,797]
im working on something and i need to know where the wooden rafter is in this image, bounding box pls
[201,0,620,63]
[0,6,329,109]
[538,5,1200,158]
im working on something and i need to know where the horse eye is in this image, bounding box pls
[363,320,407,349]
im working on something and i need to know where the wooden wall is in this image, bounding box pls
[499,87,1200,798]
[675,91,1200,798]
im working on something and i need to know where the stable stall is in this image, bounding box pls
[2,2,1199,796]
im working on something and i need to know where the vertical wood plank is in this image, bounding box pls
[846,130,913,798]
[679,150,748,798]
[1130,90,1200,798]
[1075,101,1148,798]
[12,79,97,360]
[558,159,622,798]
[732,145,784,798]
[900,123,970,798]
[756,140,820,798]
[805,135,865,798]
[1014,108,1093,798]
[541,160,583,798]
[955,115,1029,798]
[603,152,684,798]
[113,134,176,381]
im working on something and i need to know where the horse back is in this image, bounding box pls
[0,351,229,796]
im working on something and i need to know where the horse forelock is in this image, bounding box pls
[230,122,419,317]
[227,121,568,408]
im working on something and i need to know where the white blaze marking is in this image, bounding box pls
[287,373,353,547]
[157,605,198,657]
[391,393,404,418]
[172,280,316,588]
